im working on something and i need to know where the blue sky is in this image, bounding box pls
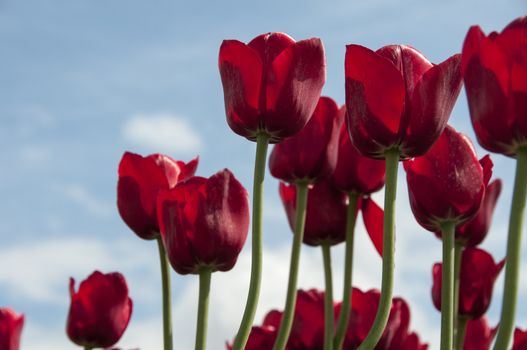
[0,1,526,349]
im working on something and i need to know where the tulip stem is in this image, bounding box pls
[195,268,212,350]
[273,181,309,350]
[453,242,463,341]
[232,132,270,350]
[157,236,173,350]
[440,221,455,350]
[494,146,527,350]
[334,192,359,350]
[322,243,335,350]
[84,347,92,350]
[357,149,398,350]
[455,316,468,350]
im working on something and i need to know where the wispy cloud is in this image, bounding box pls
[57,183,113,218]
[122,112,203,155]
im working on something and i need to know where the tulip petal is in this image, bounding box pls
[219,40,262,139]
[264,38,326,140]
[404,54,462,157]
[361,197,384,257]
[345,45,405,153]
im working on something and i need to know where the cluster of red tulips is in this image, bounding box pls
[2,14,527,350]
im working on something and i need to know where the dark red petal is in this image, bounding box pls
[0,308,24,350]
[431,263,442,312]
[332,111,386,194]
[460,179,502,246]
[464,316,497,350]
[157,177,207,274]
[219,40,262,139]
[66,271,132,348]
[176,156,199,183]
[345,45,405,152]
[279,182,296,233]
[461,26,486,75]
[361,197,384,257]
[513,327,527,350]
[268,96,341,182]
[195,169,250,272]
[404,54,462,157]
[263,38,326,140]
[247,32,295,64]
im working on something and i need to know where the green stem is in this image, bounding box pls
[455,316,468,350]
[232,132,270,350]
[334,192,359,350]
[84,346,92,350]
[195,269,212,350]
[493,146,527,350]
[322,244,335,350]
[453,242,463,341]
[440,221,455,350]
[273,182,309,350]
[157,236,173,350]
[357,149,399,350]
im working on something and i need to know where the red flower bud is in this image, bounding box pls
[513,328,527,350]
[219,32,326,143]
[345,44,462,159]
[279,181,384,252]
[157,169,250,274]
[463,316,497,350]
[432,248,504,318]
[67,271,133,348]
[117,152,198,240]
[269,96,342,183]
[226,326,279,350]
[331,106,386,194]
[0,308,24,350]
[405,125,488,232]
[457,178,502,246]
[461,16,527,156]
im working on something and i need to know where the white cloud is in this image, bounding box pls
[122,112,203,155]
[57,183,113,218]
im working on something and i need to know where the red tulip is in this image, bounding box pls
[463,316,497,350]
[513,327,527,350]
[226,326,279,350]
[67,271,133,348]
[264,290,326,349]
[0,308,24,350]
[219,32,326,143]
[345,44,462,159]
[331,106,386,194]
[336,288,426,350]
[157,169,250,274]
[404,125,489,232]
[279,181,383,253]
[432,248,504,318]
[117,152,198,240]
[269,96,342,183]
[456,177,502,246]
[461,16,527,156]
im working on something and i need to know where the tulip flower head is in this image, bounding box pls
[462,16,527,156]
[463,317,497,350]
[432,248,504,318]
[157,169,250,275]
[345,44,462,159]
[67,271,133,348]
[219,32,326,143]
[269,96,342,183]
[456,177,502,246]
[331,106,386,195]
[405,125,489,232]
[117,152,198,240]
[513,328,527,350]
[0,308,24,350]
[279,180,384,253]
